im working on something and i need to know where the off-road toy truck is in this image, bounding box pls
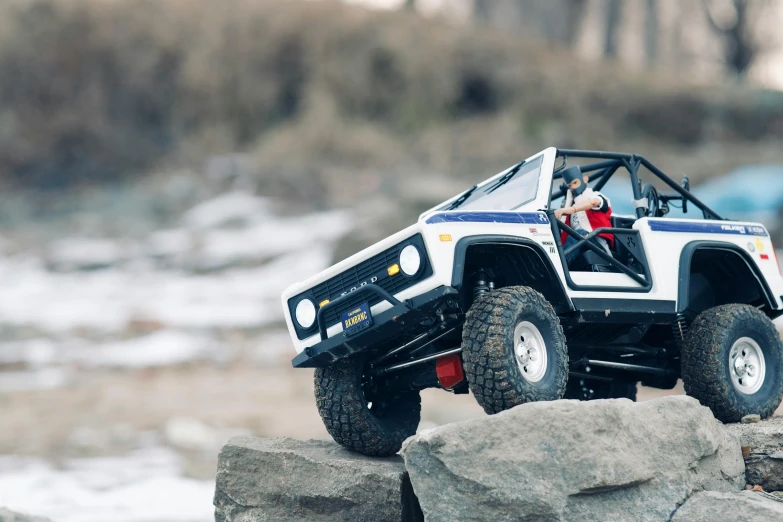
[282,148,783,456]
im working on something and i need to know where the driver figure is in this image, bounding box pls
[554,165,614,266]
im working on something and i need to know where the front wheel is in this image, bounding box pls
[462,286,569,414]
[314,356,421,456]
[682,304,783,423]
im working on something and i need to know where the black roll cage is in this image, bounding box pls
[548,149,724,292]
[550,149,723,221]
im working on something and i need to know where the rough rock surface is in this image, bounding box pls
[214,437,423,522]
[671,491,783,521]
[0,509,51,522]
[726,415,783,491]
[401,396,744,522]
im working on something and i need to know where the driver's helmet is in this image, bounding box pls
[561,166,586,196]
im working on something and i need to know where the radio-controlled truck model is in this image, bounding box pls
[282,148,783,456]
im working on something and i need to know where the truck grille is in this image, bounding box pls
[289,234,431,340]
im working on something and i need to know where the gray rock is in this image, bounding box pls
[726,415,783,453]
[0,508,51,522]
[671,491,783,521]
[741,414,762,424]
[214,437,423,522]
[401,396,744,522]
[726,415,783,491]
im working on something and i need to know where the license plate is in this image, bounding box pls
[341,302,372,336]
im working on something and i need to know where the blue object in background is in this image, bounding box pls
[598,164,783,228]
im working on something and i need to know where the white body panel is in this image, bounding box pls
[281,148,783,355]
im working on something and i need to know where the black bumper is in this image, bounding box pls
[291,286,459,369]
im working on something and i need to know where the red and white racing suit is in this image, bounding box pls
[559,188,614,261]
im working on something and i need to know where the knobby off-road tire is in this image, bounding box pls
[462,286,569,415]
[682,303,783,423]
[564,378,637,401]
[314,356,421,457]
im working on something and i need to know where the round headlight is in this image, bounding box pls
[399,245,422,276]
[295,298,317,329]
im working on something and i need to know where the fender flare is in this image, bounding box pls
[451,234,573,311]
[677,240,776,313]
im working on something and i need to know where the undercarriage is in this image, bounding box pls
[348,289,685,401]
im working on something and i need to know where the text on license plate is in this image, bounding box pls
[341,302,372,336]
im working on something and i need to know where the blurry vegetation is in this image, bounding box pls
[465,0,781,79]
[0,0,782,208]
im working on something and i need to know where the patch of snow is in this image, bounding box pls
[145,229,194,258]
[80,331,223,368]
[0,338,58,368]
[182,192,269,229]
[163,418,220,451]
[0,332,227,377]
[197,210,352,268]
[0,240,333,333]
[0,368,69,392]
[0,447,213,522]
[47,238,136,270]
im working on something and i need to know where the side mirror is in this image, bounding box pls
[682,176,689,213]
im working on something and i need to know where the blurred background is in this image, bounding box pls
[0,0,782,520]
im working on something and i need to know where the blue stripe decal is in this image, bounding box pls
[425,211,550,225]
[648,220,768,236]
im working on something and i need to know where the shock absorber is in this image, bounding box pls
[671,312,688,348]
[473,269,494,301]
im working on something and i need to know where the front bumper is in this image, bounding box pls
[291,285,459,369]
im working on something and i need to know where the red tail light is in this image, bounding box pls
[436,354,465,390]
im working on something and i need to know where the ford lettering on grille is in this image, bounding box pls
[340,277,378,297]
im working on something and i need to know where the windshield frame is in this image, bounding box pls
[420,147,556,219]
[437,156,543,212]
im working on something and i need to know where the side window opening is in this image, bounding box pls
[551,161,702,222]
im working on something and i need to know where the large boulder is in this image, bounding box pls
[671,491,783,521]
[214,437,423,522]
[725,416,783,491]
[401,396,744,522]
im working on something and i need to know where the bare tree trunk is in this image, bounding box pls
[644,0,658,65]
[474,0,492,24]
[564,0,588,47]
[726,0,753,75]
[603,0,623,58]
[702,0,759,77]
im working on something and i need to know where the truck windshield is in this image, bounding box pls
[439,156,543,211]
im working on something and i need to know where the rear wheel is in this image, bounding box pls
[462,286,568,414]
[314,356,421,457]
[565,378,637,401]
[682,304,783,422]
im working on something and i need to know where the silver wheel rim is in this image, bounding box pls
[514,321,548,383]
[729,337,766,395]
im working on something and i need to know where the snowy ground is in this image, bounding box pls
[0,448,214,522]
[0,192,353,378]
[0,191,355,521]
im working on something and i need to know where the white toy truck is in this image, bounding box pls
[281,148,783,456]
